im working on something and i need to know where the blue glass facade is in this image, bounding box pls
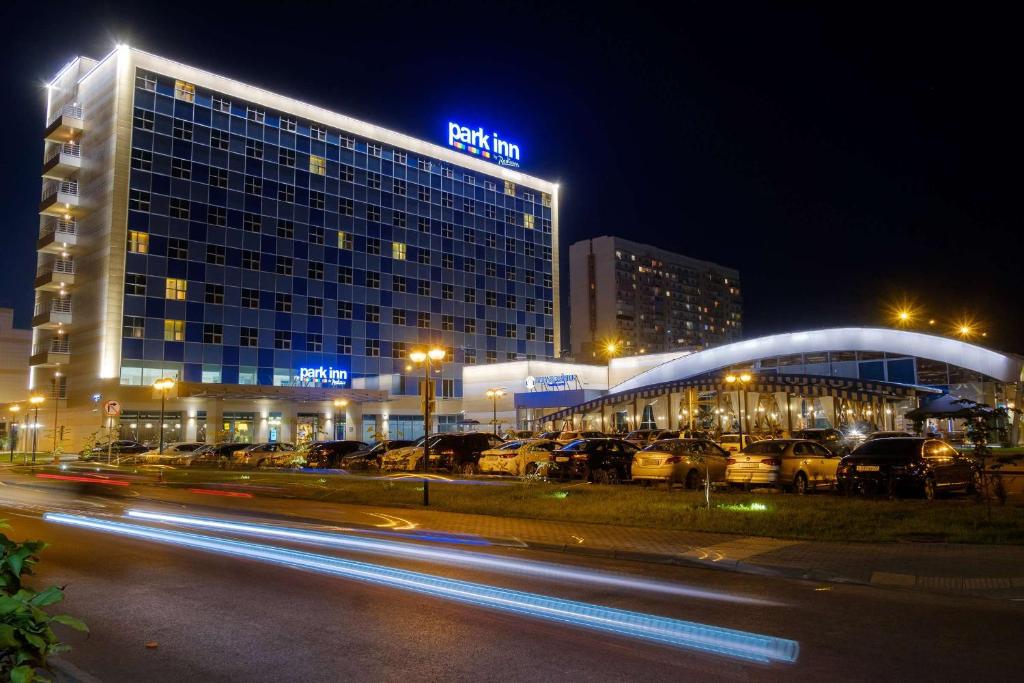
[120,69,555,398]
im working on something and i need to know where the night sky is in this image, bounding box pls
[1,3,1019,350]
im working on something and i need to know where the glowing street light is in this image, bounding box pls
[408,347,446,504]
[485,388,506,435]
[152,377,176,454]
[28,394,45,464]
[7,404,20,461]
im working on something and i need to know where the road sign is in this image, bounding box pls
[103,400,122,417]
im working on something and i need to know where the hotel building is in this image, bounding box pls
[33,46,558,449]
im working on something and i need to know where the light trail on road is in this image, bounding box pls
[125,508,780,606]
[46,512,798,663]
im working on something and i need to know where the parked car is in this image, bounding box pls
[554,430,603,444]
[718,433,761,453]
[381,433,504,475]
[837,437,979,499]
[339,440,414,470]
[791,428,852,456]
[501,430,535,441]
[78,440,148,461]
[862,430,914,442]
[301,440,368,468]
[189,443,252,468]
[623,429,661,447]
[139,442,207,465]
[725,439,841,493]
[232,442,298,468]
[551,438,639,484]
[631,438,731,489]
[477,439,558,477]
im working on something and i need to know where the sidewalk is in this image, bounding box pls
[165,492,1024,600]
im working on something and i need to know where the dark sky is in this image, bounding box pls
[2,2,1020,350]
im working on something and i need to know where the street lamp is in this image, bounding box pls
[485,388,506,435]
[724,373,753,449]
[7,404,20,462]
[409,347,446,505]
[603,339,622,392]
[152,377,176,454]
[28,394,45,464]
[333,399,349,439]
[51,370,62,457]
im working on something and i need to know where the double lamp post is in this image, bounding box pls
[409,347,445,505]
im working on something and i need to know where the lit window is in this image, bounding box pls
[128,231,149,254]
[163,319,184,341]
[309,154,326,176]
[174,80,195,102]
[504,180,516,196]
[392,242,406,260]
[165,278,187,300]
[338,232,353,249]
[524,214,535,229]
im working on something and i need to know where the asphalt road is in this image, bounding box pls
[1,474,1022,682]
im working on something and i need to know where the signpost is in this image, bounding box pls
[103,401,121,464]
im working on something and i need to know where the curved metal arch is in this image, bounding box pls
[612,327,1023,394]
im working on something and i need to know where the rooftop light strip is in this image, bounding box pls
[45,513,797,663]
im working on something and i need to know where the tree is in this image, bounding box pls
[954,398,1020,509]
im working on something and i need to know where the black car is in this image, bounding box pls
[303,440,369,468]
[78,440,148,461]
[188,443,252,468]
[837,437,978,499]
[551,438,639,484]
[431,433,505,474]
[339,440,414,470]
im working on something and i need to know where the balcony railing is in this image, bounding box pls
[35,297,72,316]
[45,142,81,164]
[40,218,77,239]
[47,104,83,126]
[33,339,70,355]
[41,180,78,201]
[37,259,75,278]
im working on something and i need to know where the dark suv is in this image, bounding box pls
[303,440,368,469]
[188,443,252,468]
[340,440,414,470]
[431,433,505,475]
[552,438,639,484]
[837,437,978,499]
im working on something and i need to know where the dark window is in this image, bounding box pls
[275,293,292,312]
[205,284,224,304]
[308,262,323,280]
[240,327,258,347]
[211,129,229,150]
[203,324,223,344]
[206,245,225,265]
[276,257,292,276]
[123,315,144,338]
[274,331,291,350]
[168,238,188,260]
[338,301,352,319]
[169,198,188,219]
[242,251,260,270]
[241,288,259,308]
[307,297,323,316]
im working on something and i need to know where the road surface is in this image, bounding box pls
[0,471,1021,681]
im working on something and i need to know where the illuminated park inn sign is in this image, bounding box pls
[296,366,349,387]
[447,121,521,168]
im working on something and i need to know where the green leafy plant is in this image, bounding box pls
[0,521,87,682]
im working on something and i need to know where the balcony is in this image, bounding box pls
[32,297,72,329]
[42,142,81,180]
[37,218,78,254]
[39,180,84,217]
[35,259,75,291]
[30,338,70,367]
[44,104,84,143]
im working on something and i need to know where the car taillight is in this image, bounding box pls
[665,456,682,464]
[572,453,589,459]
[760,458,781,467]
[726,458,736,465]
[501,452,517,458]
[439,449,455,456]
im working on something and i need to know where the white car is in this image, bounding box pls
[718,433,762,453]
[477,439,558,477]
[139,442,207,465]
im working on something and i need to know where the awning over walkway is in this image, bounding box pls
[176,382,386,403]
[541,373,940,423]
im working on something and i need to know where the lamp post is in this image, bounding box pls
[409,347,446,505]
[333,399,348,440]
[152,377,176,454]
[725,373,753,449]
[28,395,45,464]
[603,340,621,391]
[51,371,62,457]
[485,388,506,435]
[7,405,20,462]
